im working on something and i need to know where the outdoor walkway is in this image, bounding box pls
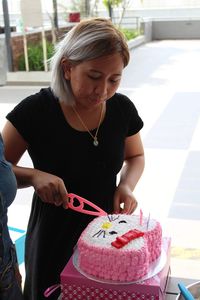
[0,40,200,290]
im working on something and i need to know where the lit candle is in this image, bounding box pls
[139,209,143,226]
[146,213,150,230]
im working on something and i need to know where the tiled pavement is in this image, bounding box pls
[0,40,200,282]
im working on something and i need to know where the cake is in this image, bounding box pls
[77,214,162,282]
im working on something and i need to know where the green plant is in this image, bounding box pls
[119,28,140,41]
[18,42,54,71]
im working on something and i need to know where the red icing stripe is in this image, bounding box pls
[111,229,144,249]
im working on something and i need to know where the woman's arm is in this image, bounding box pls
[2,121,28,166]
[2,121,68,207]
[2,121,35,188]
[113,132,145,214]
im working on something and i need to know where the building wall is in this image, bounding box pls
[152,20,200,39]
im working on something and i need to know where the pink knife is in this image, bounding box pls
[67,193,107,216]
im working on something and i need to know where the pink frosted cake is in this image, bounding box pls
[77,214,162,282]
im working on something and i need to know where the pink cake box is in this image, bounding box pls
[60,237,171,300]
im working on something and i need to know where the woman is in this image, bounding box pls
[0,133,23,300]
[2,18,145,300]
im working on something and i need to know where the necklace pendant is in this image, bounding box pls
[93,139,99,146]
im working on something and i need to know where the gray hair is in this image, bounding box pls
[50,18,130,105]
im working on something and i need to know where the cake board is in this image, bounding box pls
[60,237,171,300]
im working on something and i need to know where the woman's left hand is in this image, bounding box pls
[113,184,138,214]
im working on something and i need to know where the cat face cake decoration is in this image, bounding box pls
[67,193,163,282]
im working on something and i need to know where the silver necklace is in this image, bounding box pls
[72,104,104,146]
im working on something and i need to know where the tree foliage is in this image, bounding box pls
[103,0,122,19]
[103,0,122,9]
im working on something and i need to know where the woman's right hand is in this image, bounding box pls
[31,169,69,208]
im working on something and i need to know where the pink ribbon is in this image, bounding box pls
[111,229,144,249]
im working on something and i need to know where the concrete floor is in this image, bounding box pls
[1,39,200,281]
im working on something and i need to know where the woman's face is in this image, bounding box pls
[64,53,124,109]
